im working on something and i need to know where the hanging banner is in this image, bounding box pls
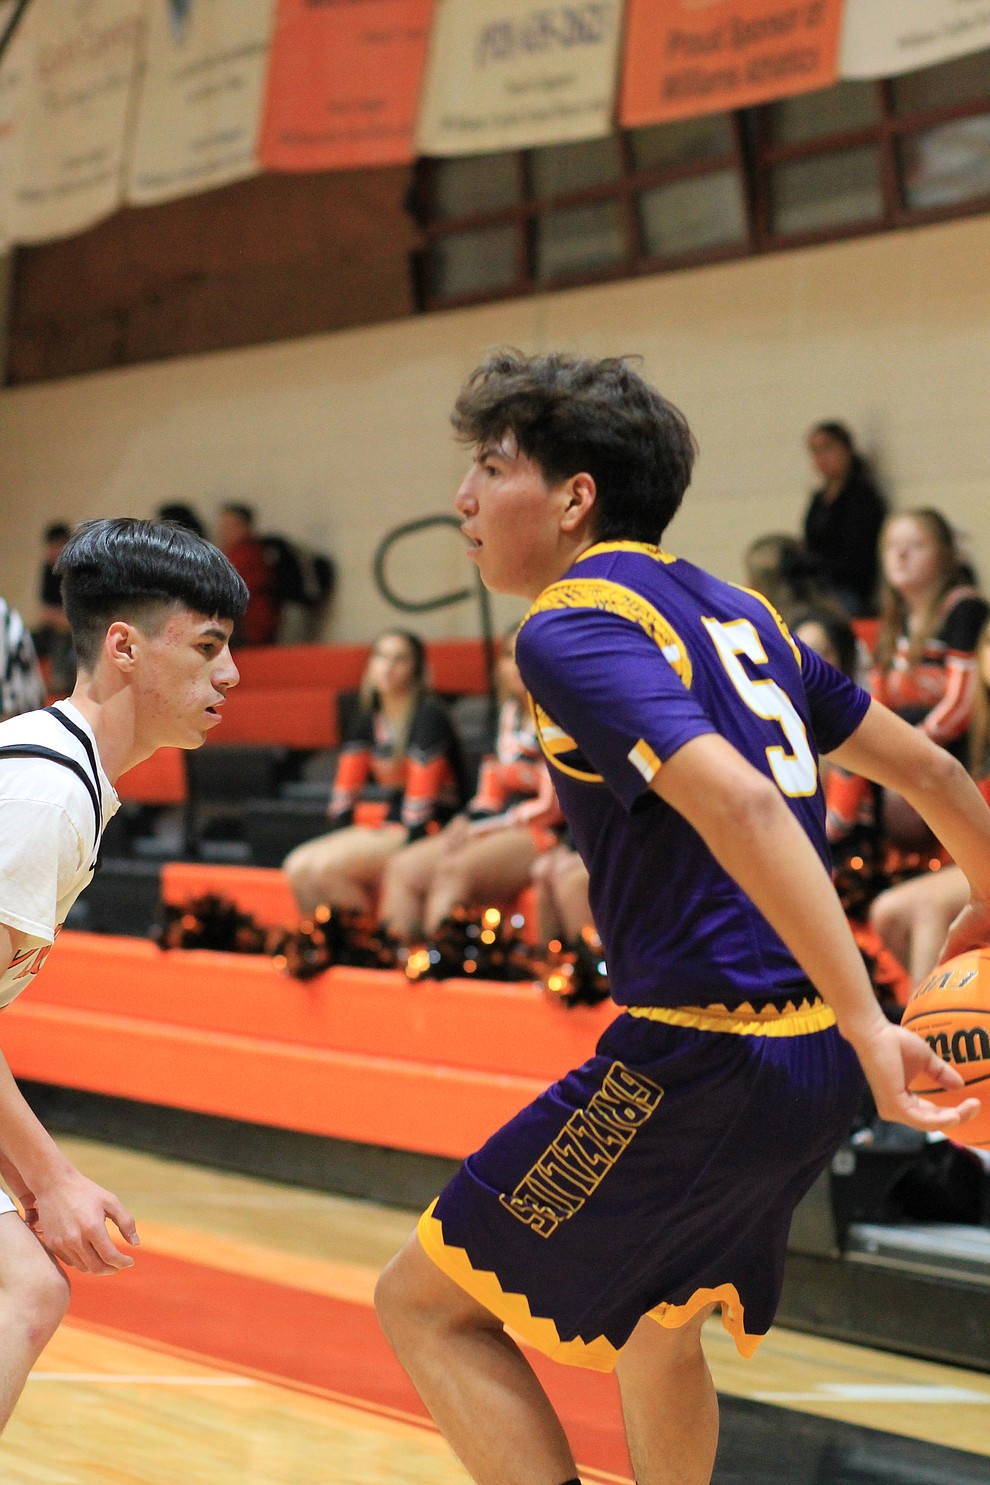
[0,0,32,252]
[8,0,146,245]
[841,0,990,80]
[258,0,434,172]
[416,0,623,157]
[620,0,844,128]
[126,0,275,204]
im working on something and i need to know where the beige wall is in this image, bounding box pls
[2,214,988,641]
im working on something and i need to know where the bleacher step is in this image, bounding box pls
[847,1221,990,1285]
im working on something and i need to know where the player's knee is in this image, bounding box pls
[374,1248,420,1345]
[375,1240,478,1351]
[16,1259,70,1347]
[618,1308,712,1383]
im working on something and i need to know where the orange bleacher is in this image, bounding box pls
[2,931,614,1161]
[162,861,299,925]
[116,747,187,805]
[203,638,493,751]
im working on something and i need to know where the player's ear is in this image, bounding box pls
[104,621,139,672]
[561,472,596,533]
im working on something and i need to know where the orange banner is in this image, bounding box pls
[258,0,435,172]
[620,0,844,128]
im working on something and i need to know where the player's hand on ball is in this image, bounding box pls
[855,1020,980,1133]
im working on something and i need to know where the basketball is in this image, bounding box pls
[902,948,990,1147]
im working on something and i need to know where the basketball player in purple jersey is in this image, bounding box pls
[375,352,990,1485]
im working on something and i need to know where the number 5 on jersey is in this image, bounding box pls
[702,618,818,798]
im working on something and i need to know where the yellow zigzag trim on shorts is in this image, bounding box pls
[417,1201,620,1372]
[649,1283,764,1359]
[628,997,836,1036]
[417,1203,766,1367]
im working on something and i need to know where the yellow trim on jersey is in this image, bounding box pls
[627,997,835,1037]
[628,738,662,782]
[649,1283,764,1358]
[532,702,604,783]
[522,578,692,689]
[575,540,678,565]
[417,1202,620,1372]
[733,584,802,667]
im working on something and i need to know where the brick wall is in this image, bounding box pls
[7,166,419,384]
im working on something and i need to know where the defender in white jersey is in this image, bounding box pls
[0,518,246,1435]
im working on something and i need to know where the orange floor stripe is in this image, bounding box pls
[68,1251,632,1478]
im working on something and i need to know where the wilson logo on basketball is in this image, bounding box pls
[924,1026,990,1065]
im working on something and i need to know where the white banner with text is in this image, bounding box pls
[8,0,145,244]
[127,0,276,205]
[416,0,623,156]
[841,0,990,79]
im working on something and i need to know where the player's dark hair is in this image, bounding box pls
[55,517,248,668]
[451,350,697,543]
[44,522,72,543]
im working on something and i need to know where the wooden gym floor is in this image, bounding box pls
[4,1138,990,1484]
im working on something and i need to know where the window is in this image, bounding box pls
[770,147,883,236]
[412,48,990,310]
[639,171,747,257]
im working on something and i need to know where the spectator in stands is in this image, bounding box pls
[743,533,838,628]
[157,502,206,538]
[1,597,46,721]
[869,614,990,983]
[31,523,75,694]
[828,509,988,854]
[873,509,988,759]
[379,628,561,940]
[283,629,464,917]
[803,421,886,617]
[215,503,280,647]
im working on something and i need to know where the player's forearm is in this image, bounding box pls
[0,1048,74,1192]
[0,1150,25,1193]
[652,737,887,1043]
[698,785,887,1040]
